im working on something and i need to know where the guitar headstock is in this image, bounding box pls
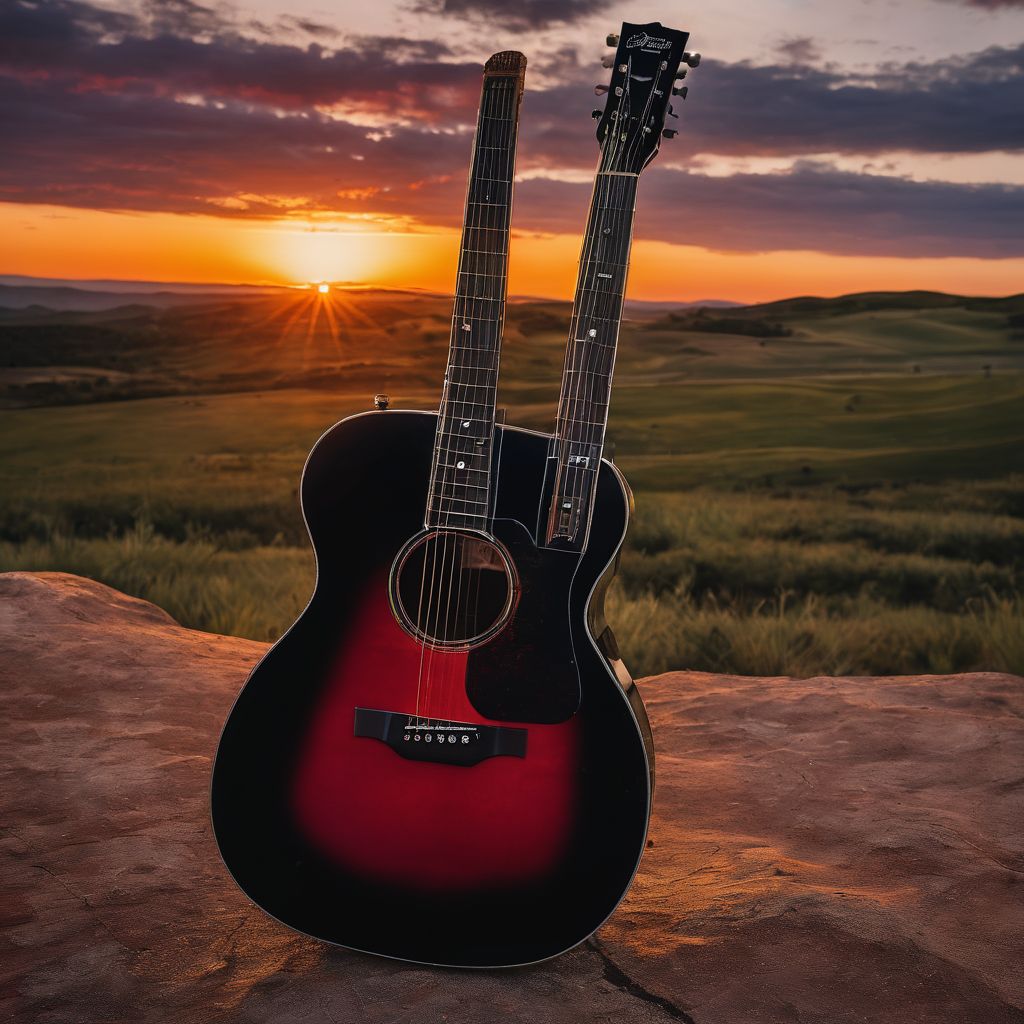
[592,22,697,174]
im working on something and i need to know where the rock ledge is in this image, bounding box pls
[2,572,1022,1023]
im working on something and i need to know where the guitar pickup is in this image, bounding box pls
[567,455,590,468]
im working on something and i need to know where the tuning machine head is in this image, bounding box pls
[662,128,678,139]
[672,85,688,98]
[683,51,701,67]
[606,33,619,46]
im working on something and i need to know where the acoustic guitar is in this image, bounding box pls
[212,26,696,967]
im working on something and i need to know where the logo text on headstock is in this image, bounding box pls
[625,32,671,50]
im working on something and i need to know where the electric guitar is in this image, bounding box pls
[212,27,697,967]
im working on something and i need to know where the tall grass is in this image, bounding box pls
[0,522,313,641]
[1,478,1021,678]
[605,588,1024,677]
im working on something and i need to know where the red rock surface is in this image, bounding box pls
[1,571,1022,1023]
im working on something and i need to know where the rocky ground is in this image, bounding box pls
[1,571,1022,1023]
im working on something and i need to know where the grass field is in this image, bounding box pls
[1,288,1022,676]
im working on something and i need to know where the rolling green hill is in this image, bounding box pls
[1,288,1021,676]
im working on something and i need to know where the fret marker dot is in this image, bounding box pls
[588,329,597,338]
[456,461,466,469]
[461,323,471,331]
[462,420,471,428]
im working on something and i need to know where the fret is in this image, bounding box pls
[435,439,491,455]
[438,396,491,409]
[428,509,487,521]
[435,467,491,481]
[564,368,612,379]
[450,312,503,323]
[437,417,489,430]
[434,436,489,452]
[431,484,491,498]
[585,207,635,219]
[575,284,622,296]
[430,493,490,507]
[581,258,629,269]
[448,345,500,356]
[558,417,606,429]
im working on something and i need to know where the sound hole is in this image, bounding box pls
[391,530,516,650]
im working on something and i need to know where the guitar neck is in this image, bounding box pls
[425,51,526,533]
[543,168,639,549]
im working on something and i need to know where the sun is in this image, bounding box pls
[317,282,330,294]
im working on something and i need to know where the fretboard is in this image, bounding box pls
[425,52,525,532]
[544,171,638,548]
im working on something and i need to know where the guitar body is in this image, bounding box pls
[211,409,653,967]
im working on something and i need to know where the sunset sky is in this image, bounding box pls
[2,0,1023,302]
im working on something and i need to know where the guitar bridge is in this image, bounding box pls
[353,708,527,767]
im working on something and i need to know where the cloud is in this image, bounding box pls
[651,46,1024,158]
[409,0,615,30]
[774,36,822,64]
[1,0,1023,260]
[0,1,470,124]
[535,162,1024,258]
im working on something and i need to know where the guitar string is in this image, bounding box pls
[564,62,640,536]
[559,69,631,543]
[417,47,663,728]
[560,53,664,550]
[422,74,497,726]
[555,62,632,547]
[422,70,517,728]
[436,73,513,724]
[444,71,517,724]
[414,68,496,729]
[459,71,516,713]
[449,73,517,723]
[567,59,659,542]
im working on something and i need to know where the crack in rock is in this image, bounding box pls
[587,937,697,1023]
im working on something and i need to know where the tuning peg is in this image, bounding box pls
[591,109,603,118]
[594,84,609,95]
[675,68,688,80]
[606,33,619,46]
[601,54,615,68]
[683,51,701,68]
[662,128,678,139]
[672,85,688,98]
